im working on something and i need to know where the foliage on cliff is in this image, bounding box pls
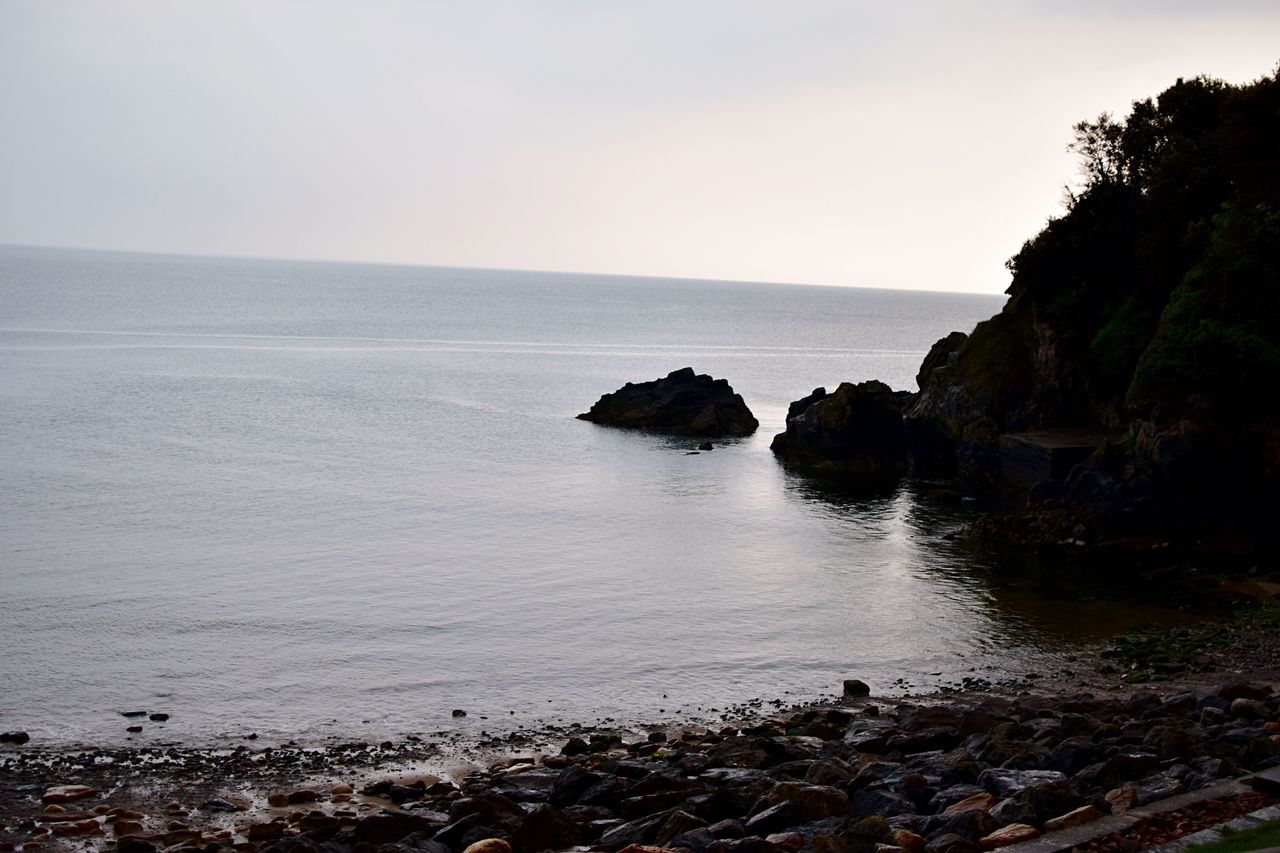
[941,66,1280,428]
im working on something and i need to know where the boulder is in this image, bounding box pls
[770,381,909,486]
[978,824,1038,850]
[42,786,98,805]
[517,804,579,852]
[761,782,849,821]
[578,368,758,436]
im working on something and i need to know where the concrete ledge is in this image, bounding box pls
[996,776,1260,853]
[1128,780,1250,819]
[995,814,1139,853]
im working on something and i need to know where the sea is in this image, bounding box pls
[0,245,1185,747]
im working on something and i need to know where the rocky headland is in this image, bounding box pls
[578,369,758,437]
[772,69,1280,563]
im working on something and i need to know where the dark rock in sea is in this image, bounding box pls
[771,381,909,486]
[120,711,148,718]
[0,731,30,744]
[842,679,871,698]
[699,441,715,451]
[560,736,589,757]
[148,713,169,722]
[126,725,143,733]
[577,368,758,436]
[452,709,467,718]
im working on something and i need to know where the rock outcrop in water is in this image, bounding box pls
[770,381,911,487]
[578,368,758,437]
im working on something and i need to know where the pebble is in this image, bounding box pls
[51,819,102,837]
[1043,805,1102,831]
[112,820,144,837]
[41,786,98,805]
[462,840,512,853]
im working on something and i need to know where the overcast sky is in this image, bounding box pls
[1,2,1277,293]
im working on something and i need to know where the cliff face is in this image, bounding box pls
[905,70,1280,545]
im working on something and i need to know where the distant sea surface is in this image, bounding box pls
[0,246,1181,746]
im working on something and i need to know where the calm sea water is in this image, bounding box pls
[0,246,1181,746]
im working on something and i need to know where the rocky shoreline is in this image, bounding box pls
[4,604,1278,853]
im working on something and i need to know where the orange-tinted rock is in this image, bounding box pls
[51,819,103,837]
[37,811,95,823]
[1105,784,1137,815]
[1043,805,1101,832]
[42,785,98,805]
[943,792,996,815]
[462,840,514,853]
[892,828,928,853]
[108,808,146,820]
[980,824,1039,849]
[765,832,805,851]
[113,820,144,836]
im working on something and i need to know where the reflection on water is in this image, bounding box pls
[782,474,1204,652]
[0,247,1199,747]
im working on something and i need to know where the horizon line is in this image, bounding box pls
[0,241,1009,299]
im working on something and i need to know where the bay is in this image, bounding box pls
[0,246,1172,745]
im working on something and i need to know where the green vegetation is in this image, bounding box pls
[957,66,1280,426]
[1185,818,1280,853]
[1130,203,1280,415]
[1102,601,1280,683]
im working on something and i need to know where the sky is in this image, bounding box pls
[1,2,1278,294]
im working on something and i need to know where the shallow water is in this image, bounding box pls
[0,246,1188,746]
